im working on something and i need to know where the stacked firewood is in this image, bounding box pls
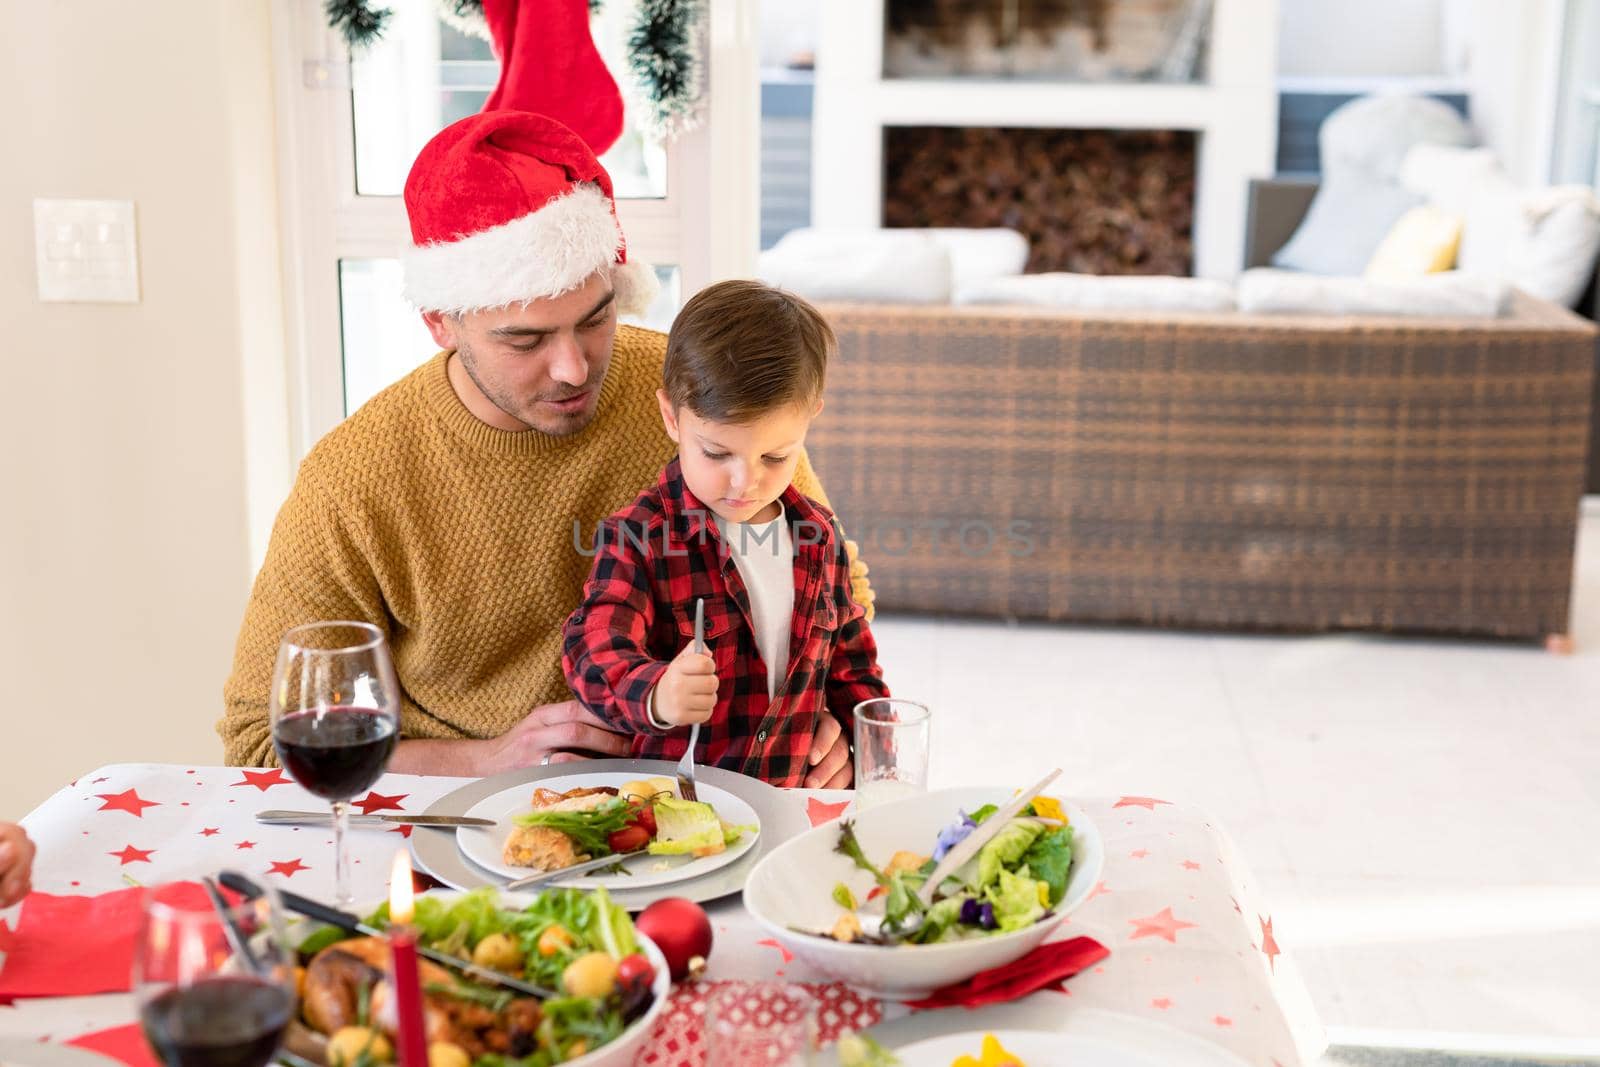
[882,125,1196,275]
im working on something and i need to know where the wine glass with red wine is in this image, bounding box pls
[135,886,295,1067]
[270,620,401,907]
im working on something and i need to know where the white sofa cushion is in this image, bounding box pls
[757,229,952,304]
[1238,267,1509,318]
[923,228,1030,291]
[954,272,1236,312]
[1458,181,1600,309]
[1398,144,1502,214]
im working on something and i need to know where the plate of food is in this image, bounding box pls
[837,1021,1252,1066]
[455,773,761,890]
[744,784,1103,998]
[279,887,671,1067]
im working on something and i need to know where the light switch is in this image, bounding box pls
[33,199,139,303]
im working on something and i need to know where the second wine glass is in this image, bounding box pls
[270,620,400,907]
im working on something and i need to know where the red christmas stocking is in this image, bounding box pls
[481,0,625,156]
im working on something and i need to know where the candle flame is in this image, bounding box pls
[389,849,414,924]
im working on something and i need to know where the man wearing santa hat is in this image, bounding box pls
[217,108,869,787]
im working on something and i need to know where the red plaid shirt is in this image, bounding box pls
[562,458,888,786]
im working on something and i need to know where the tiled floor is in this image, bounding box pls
[867,508,1600,1049]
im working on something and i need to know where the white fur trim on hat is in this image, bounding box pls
[611,258,660,317]
[403,183,624,314]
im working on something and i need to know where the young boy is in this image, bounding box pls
[562,280,889,788]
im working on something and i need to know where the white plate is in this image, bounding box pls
[744,786,1103,999]
[892,1016,1252,1066]
[0,1039,125,1067]
[456,773,761,890]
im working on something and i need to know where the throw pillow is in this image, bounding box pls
[1271,172,1422,276]
[954,273,1236,312]
[1458,183,1600,308]
[757,229,953,304]
[1238,268,1509,318]
[1365,206,1463,282]
[1320,93,1474,180]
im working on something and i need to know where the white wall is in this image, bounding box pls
[1463,0,1565,185]
[0,0,283,815]
[1277,0,1447,78]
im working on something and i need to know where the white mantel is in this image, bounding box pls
[812,0,1281,280]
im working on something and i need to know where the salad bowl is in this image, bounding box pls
[265,888,671,1067]
[744,786,1104,999]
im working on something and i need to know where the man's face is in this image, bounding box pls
[424,272,618,436]
[657,393,819,525]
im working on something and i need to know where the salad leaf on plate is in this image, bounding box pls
[512,798,635,856]
[975,818,1044,889]
[1019,826,1073,907]
[648,797,729,856]
[984,867,1047,932]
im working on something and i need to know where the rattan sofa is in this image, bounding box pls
[806,297,1597,643]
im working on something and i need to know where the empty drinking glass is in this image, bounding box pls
[706,982,816,1067]
[852,698,931,811]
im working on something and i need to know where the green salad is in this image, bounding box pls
[294,888,656,1067]
[823,795,1074,946]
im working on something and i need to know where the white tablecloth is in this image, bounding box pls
[2,764,1325,1065]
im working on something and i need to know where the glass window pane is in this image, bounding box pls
[338,259,439,416]
[350,0,668,198]
[338,259,682,417]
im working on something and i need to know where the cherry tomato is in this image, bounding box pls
[607,824,651,854]
[615,953,654,994]
[629,802,657,838]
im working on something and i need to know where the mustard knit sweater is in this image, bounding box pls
[218,326,872,767]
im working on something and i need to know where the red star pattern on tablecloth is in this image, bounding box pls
[1087,880,1111,901]
[1182,860,1202,871]
[231,768,292,792]
[1214,1016,1233,1028]
[267,859,309,878]
[92,789,160,818]
[199,828,221,837]
[388,825,414,838]
[235,840,257,850]
[805,797,851,827]
[756,938,795,964]
[1113,796,1172,810]
[1128,906,1197,943]
[354,791,407,815]
[1259,915,1280,973]
[109,844,155,865]
[1151,997,1172,1010]
[1130,849,1150,859]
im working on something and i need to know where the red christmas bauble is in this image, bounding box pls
[635,897,713,981]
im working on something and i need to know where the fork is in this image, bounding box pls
[675,598,704,802]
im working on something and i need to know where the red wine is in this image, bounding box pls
[141,976,292,1067]
[273,706,397,800]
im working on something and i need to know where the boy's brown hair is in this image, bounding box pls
[662,279,834,422]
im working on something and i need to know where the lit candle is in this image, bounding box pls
[388,850,430,1067]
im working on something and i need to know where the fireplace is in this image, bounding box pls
[812,0,1277,280]
[883,126,1197,275]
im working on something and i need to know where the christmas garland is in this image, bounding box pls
[327,0,702,141]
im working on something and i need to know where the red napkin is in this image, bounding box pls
[67,1025,162,1067]
[0,882,214,999]
[903,936,1110,1011]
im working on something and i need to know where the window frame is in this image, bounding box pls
[269,0,757,458]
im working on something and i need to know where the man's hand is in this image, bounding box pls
[803,712,853,789]
[389,700,631,776]
[652,644,717,727]
[0,822,36,908]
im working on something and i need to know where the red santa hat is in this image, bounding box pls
[401,110,657,316]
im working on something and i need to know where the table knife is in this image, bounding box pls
[255,809,495,828]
